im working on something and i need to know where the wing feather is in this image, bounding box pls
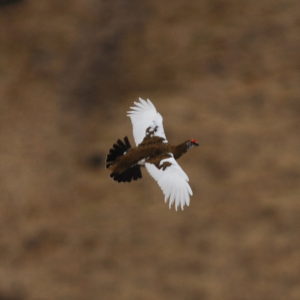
[145,156,193,211]
[127,97,167,146]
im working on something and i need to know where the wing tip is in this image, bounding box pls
[126,97,155,117]
[167,194,191,211]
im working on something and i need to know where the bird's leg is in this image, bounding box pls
[158,161,172,170]
[147,154,172,171]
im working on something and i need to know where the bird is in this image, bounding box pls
[106,98,199,210]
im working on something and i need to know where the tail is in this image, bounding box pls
[106,136,142,182]
[110,165,142,182]
[106,136,131,168]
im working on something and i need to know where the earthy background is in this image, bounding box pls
[0,0,299,299]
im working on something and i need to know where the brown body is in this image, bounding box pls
[108,136,190,175]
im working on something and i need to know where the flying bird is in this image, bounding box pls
[106,98,199,210]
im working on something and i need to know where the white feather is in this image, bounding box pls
[127,97,167,146]
[145,156,193,211]
[127,98,193,210]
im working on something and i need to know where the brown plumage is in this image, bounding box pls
[106,135,198,182]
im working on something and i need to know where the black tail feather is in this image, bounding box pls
[110,165,142,183]
[106,136,131,168]
[107,136,142,182]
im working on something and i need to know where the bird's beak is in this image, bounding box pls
[190,139,199,146]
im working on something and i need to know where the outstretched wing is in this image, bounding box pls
[145,156,193,211]
[127,98,167,146]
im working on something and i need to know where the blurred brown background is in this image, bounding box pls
[0,0,299,299]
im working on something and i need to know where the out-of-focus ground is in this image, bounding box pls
[0,0,299,299]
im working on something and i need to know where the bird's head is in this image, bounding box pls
[186,139,199,149]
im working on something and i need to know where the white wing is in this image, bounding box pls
[127,97,167,146]
[145,156,193,211]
